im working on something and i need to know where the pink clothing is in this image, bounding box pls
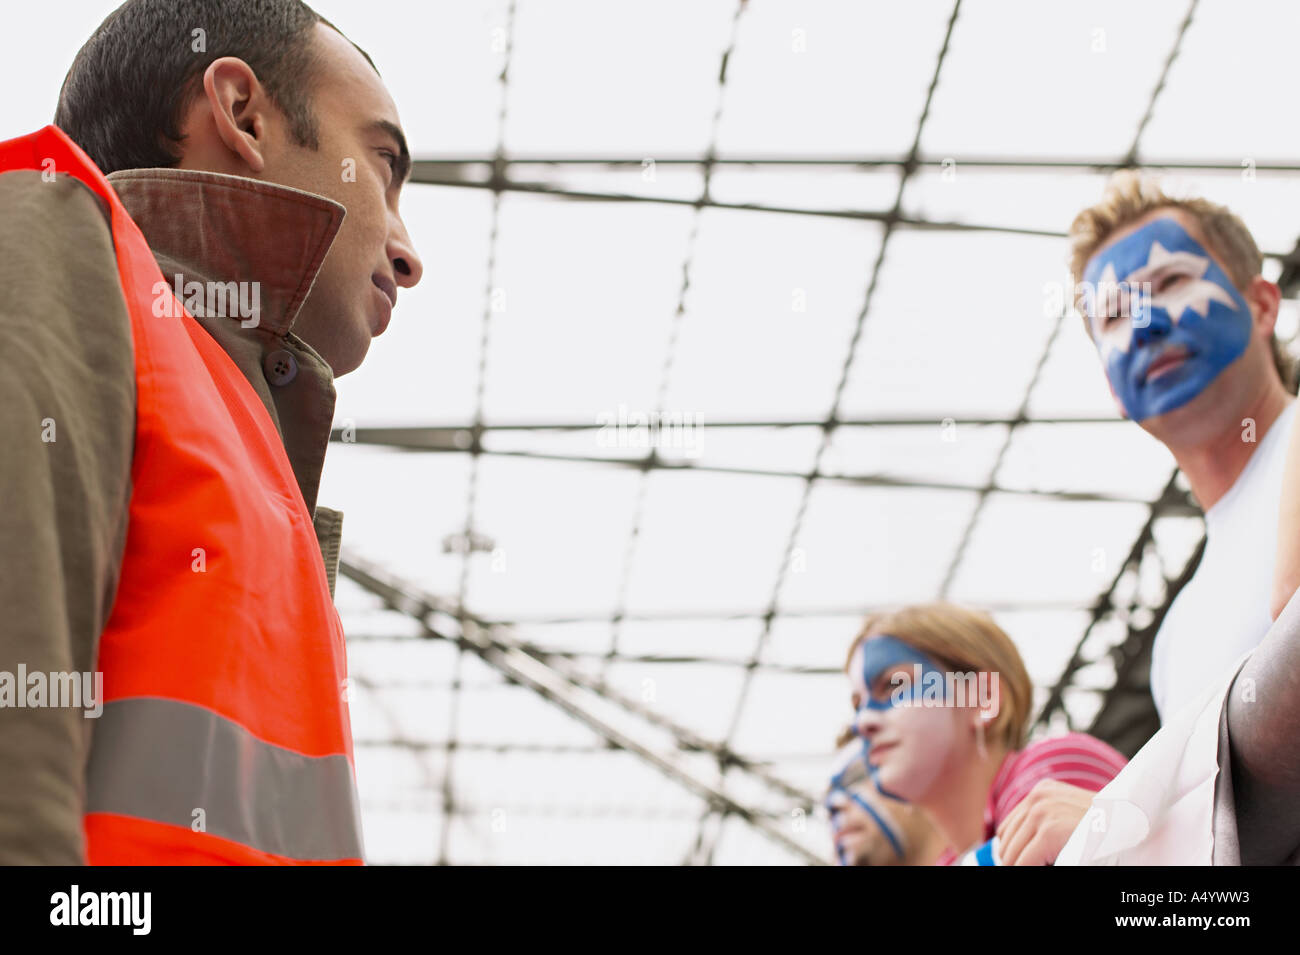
[936,732,1129,864]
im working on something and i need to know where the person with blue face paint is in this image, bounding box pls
[1082,215,1254,424]
[843,603,1127,865]
[1069,174,1295,724]
[1006,172,1298,866]
[823,734,944,866]
[1056,321,1300,865]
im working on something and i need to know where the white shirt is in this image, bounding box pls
[1058,648,1252,865]
[1150,399,1298,722]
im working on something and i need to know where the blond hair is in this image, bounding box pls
[843,602,1033,751]
[1067,169,1293,390]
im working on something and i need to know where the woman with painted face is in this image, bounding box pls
[844,602,1128,865]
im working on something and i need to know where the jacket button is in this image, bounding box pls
[264,349,298,386]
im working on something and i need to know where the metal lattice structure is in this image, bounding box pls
[303,0,1300,864]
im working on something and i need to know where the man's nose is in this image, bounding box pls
[1131,302,1171,348]
[387,214,424,290]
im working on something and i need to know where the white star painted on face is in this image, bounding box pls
[1089,239,1241,361]
[1129,240,1239,323]
[1090,261,1132,356]
[1093,262,1120,314]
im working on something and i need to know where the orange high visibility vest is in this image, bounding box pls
[0,126,364,865]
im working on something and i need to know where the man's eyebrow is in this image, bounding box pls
[371,119,412,184]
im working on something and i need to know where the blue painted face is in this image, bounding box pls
[847,635,949,807]
[851,634,947,713]
[825,738,904,864]
[1082,216,1252,422]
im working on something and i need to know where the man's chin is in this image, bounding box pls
[331,347,368,378]
[326,326,375,378]
[1135,375,1224,432]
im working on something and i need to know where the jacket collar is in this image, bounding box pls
[106,167,347,521]
[106,167,345,337]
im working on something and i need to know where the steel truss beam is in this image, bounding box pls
[339,553,827,865]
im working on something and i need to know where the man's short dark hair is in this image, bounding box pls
[54,0,373,175]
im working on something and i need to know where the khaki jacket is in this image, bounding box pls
[0,164,348,864]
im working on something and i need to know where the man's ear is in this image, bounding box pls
[200,57,269,174]
[1245,275,1281,340]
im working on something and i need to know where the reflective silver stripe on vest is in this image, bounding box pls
[87,697,364,862]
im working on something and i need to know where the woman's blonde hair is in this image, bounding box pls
[843,602,1033,751]
[1067,169,1292,390]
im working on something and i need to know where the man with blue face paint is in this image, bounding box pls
[824,735,944,866]
[1083,216,1254,424]
[1072,175,1295,725]
[998,172,1298,865]
[826,738,904,865]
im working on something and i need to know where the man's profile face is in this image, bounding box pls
[826,784,906,866]
[825,735,909,865]
[1081,209,1252,425]
[258,23,423,376]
